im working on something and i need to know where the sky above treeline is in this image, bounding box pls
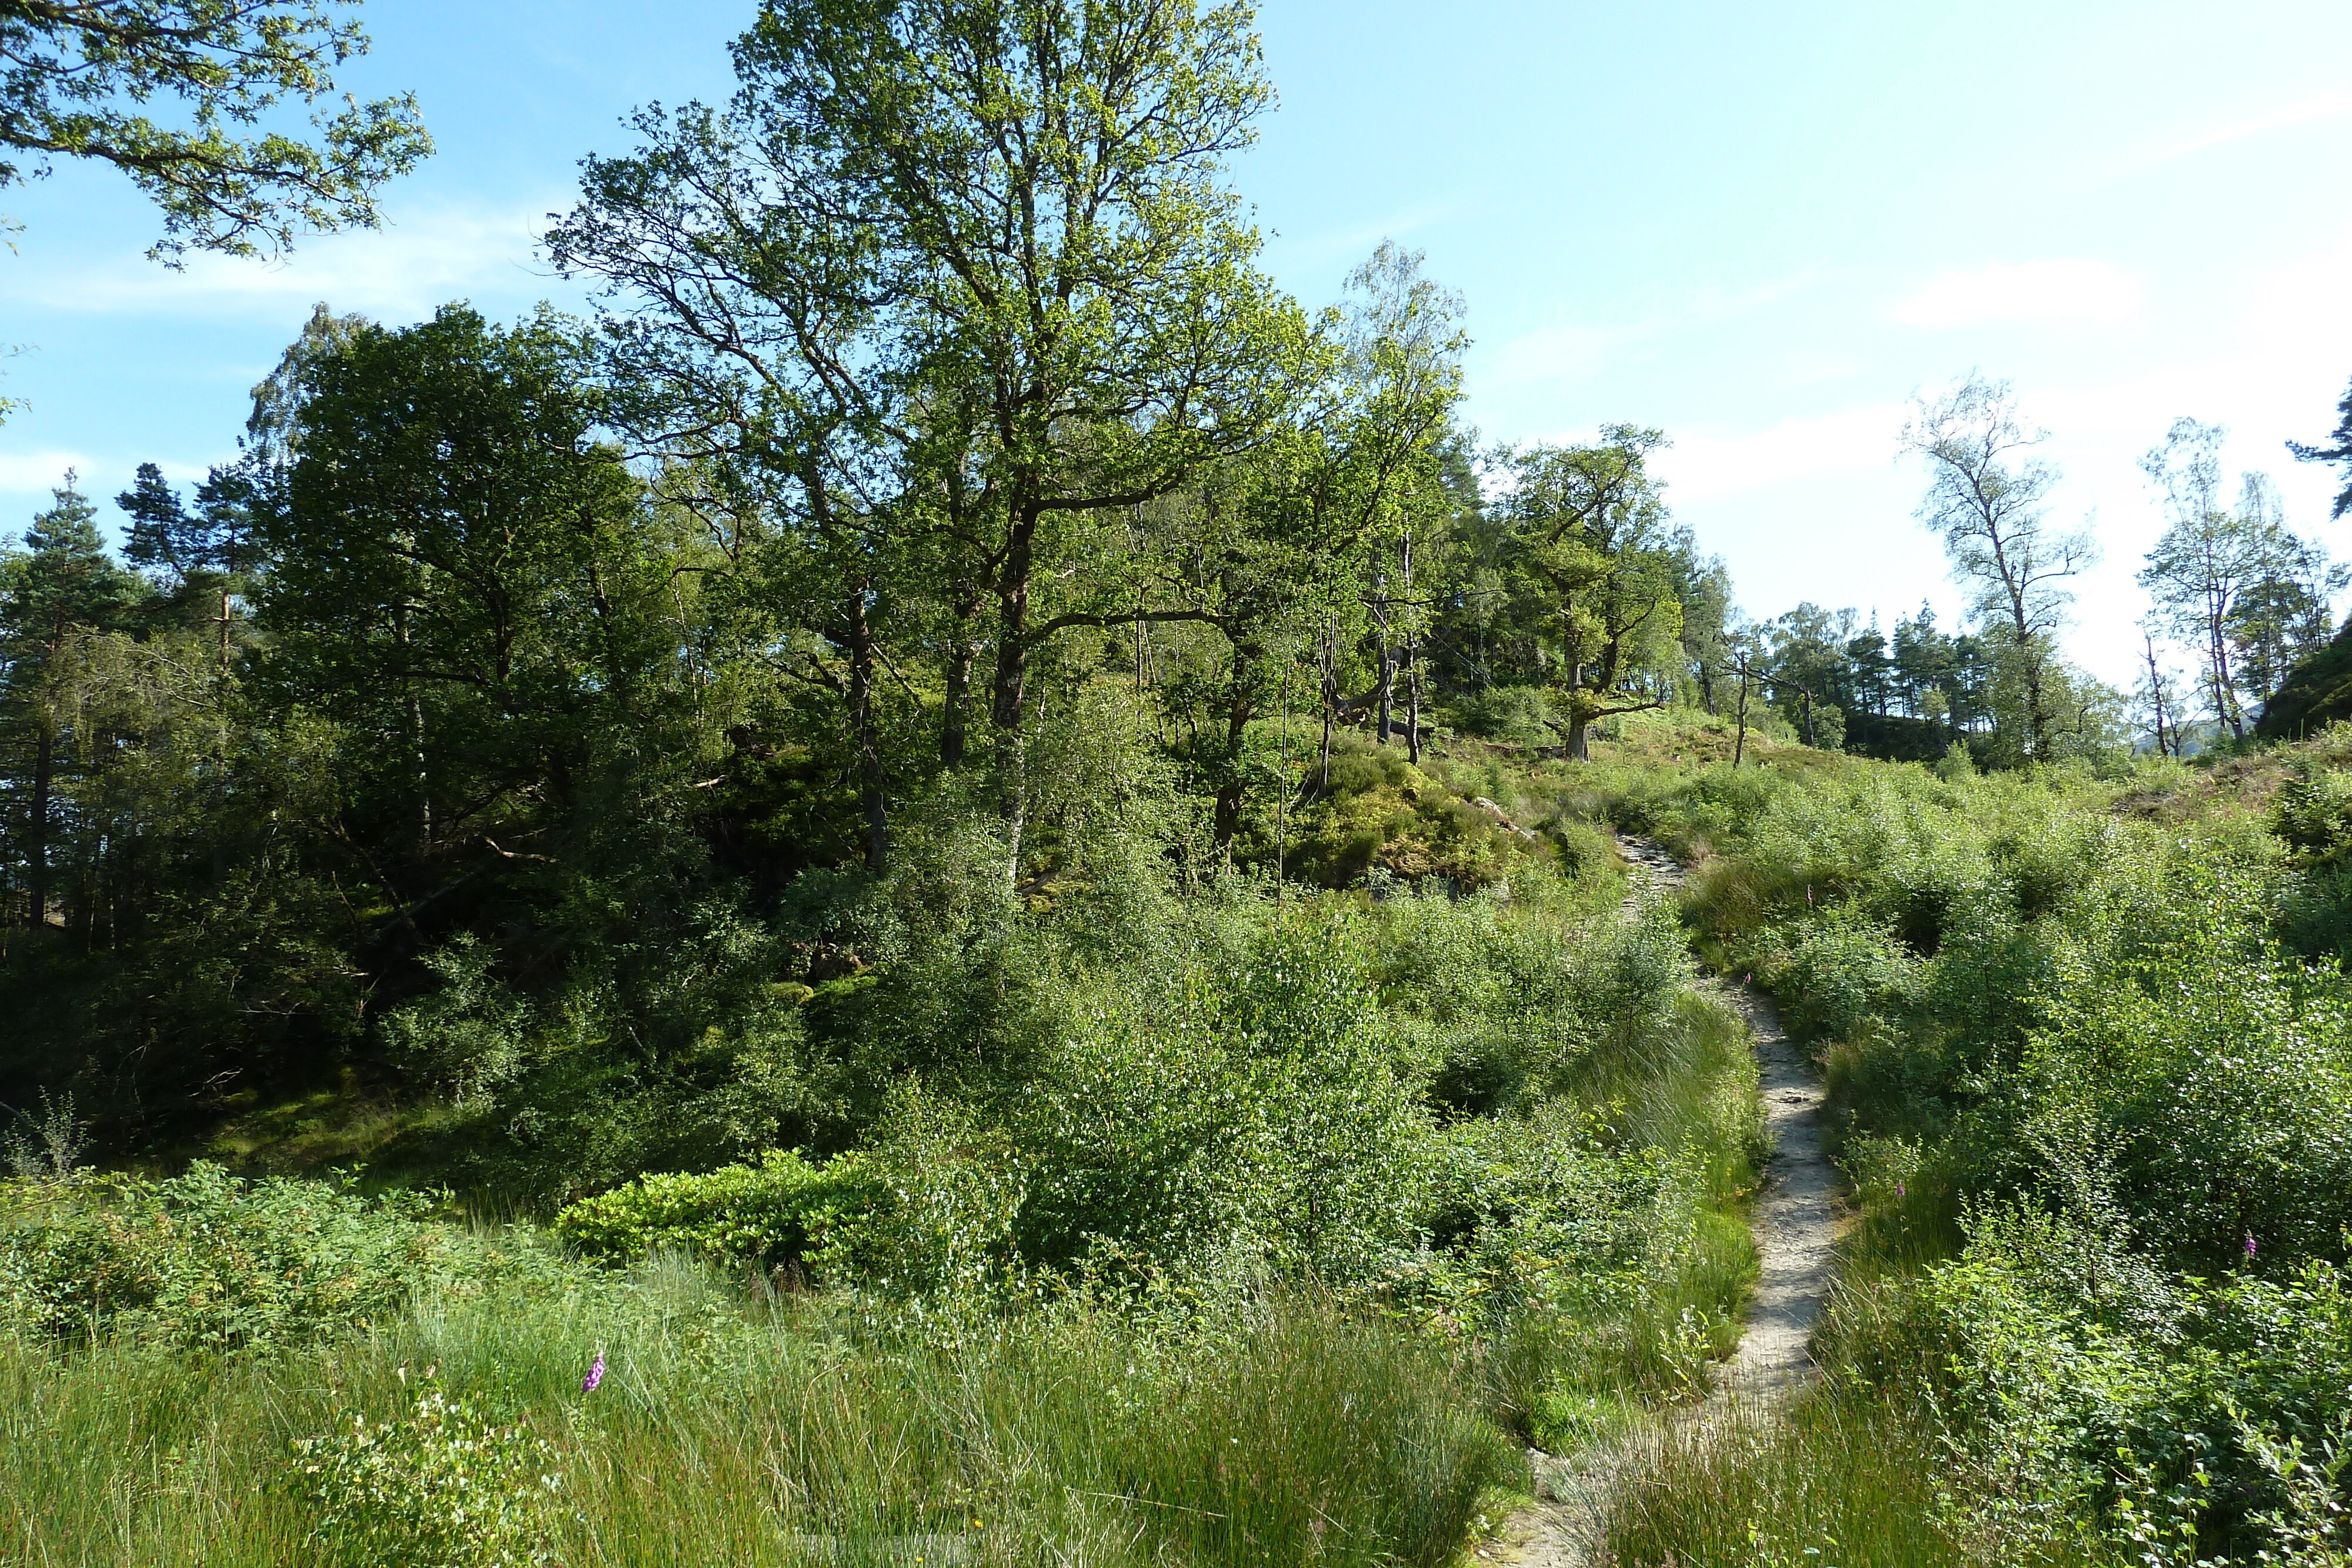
[5,0,2350,685]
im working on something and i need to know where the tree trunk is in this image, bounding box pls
[1318,617,1337,794]
[1401,536,1418,763]
[989,508,1041,885]
[844,591,890,876]
[2143,634,2174,758]
[1406,639,1422,765]
[1212,637,1260,857]
[936,625,974,771]
[26,725,53,928]
[1734,663,1751,767]
[395,602,430,859]
[2211,626,2246,743]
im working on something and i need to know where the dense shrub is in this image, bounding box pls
[1274,738,1533,891]
[1601,733,2352,1563]
[549,1148,874,1271]
[0,1165,577,1350]
[1839,1205,2352,1562]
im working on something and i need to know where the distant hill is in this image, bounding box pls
[2257,617,2352,741]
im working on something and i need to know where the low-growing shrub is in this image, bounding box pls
[289,1376,566,1568]
[1756,905,1920,1044]
[549,1148,874,1271]
[0,1164,576,1350]
[1865,1206,2352,1561]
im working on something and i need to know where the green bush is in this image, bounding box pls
[1879,1205,2352,1560]
[548,1148,876,1272]
[0,1165,576,1350]
[1601,735,2352,1563]
[289,1377,564,1568]
[379,935,536,1111]
[1763,904,1921,1043]
[1454,685,1554,746]
[1009,910,1434,1287]
[2273,762,2352,858]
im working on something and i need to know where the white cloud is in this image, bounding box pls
[1479,272,1833,394]
[1889,259,2147,330]
[1476,320,1630,392]
[1275,200,1476,271]
[0,450,95,493]
[1647,403,1906,504]
[1772,351,1863,390]
[2156,92,2352,163]
[8,196,576,323]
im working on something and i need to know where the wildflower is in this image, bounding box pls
[582,1352,605,1395]
[1896,1181,1906,1199]
[2244,1233,2257,1259]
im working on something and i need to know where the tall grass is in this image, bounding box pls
[1,1267,1519,1566]
[1479,988,1766,1452]
[1599,1393,2125,1568]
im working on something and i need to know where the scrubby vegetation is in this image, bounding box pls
[1586,716,2352,1567]
[12,1,2352,1563]
[1,750,1770,1563]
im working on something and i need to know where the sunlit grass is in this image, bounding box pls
[0,1271,1519,1567]
[1600,1393,2125,1568]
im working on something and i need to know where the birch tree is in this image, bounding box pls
[1901,375,2093,762]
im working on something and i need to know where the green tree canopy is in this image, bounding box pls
[0,0,430,263]
[1902,375,2094,762]
[551,0,1312,879]
[1496,429,1683,761]
[1,472,145,924]
[251,304,680,876]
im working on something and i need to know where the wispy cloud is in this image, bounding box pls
[1479,271,1833,393]
[1272,200,1481,272]
[2154,92,2352,163]
[1889,259,2146,330]
[1646,404,1906,504]
[7,196,576,323]
[0,450,95,494]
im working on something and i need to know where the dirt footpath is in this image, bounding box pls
[1480,836,1840,1566]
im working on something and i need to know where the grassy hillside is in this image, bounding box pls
[1,728,1768,1566]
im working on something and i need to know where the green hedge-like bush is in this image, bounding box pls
[549,1149,876,1269]
[0,1164,576,1350]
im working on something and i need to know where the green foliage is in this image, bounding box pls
[1602,1393,2124,1568]
[549,1148,873,1271]
[380,936,535,1110]
[1593,733,2352,1562]
[0,1164,577,1350]
[0,0,431,263]
[1278,737,1535,890]
[1823,1206,2352,1562]
[2259,624,2352,740]
[289,1377,564,1568]
[2273,753,2352,855]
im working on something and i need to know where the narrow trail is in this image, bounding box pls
[1482,836,1842,1566]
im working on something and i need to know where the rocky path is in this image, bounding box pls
[1481,836,1840,1566]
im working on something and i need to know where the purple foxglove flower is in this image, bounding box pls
[583,1353,605,1394]
[2244,1233,2257,1259]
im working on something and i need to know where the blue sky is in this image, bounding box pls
[6,0,2351,684]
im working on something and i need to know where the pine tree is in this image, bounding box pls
[1,475,142,926]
